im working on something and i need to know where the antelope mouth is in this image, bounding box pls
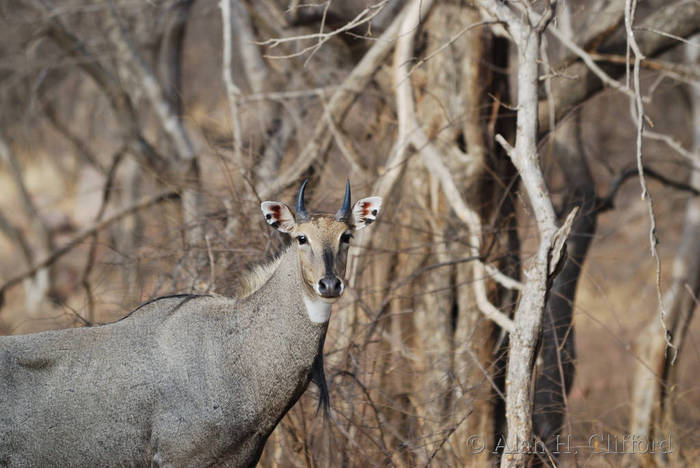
[319,291,342,300]
[317,289,344,300]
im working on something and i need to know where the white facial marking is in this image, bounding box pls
[304,295,332,323]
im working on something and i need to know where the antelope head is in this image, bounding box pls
[261,180,382,303]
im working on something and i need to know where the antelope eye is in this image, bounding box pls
[340,232,353,244]
[297,235,307,245]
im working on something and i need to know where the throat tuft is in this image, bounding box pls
[303,296,332,323]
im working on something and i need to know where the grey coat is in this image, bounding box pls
[0,246,327,467]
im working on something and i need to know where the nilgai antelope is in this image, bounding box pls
[0,180,381,467]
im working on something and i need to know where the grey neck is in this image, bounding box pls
[233,244,329,425]
[242,244,328,344]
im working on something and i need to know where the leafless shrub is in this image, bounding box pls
[0,0,698,466]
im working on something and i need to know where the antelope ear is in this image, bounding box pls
[352,197,382,230]
[261,202,297,233]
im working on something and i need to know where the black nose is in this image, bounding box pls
[318,276,343,297]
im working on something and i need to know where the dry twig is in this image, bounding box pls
[624,0,674,354]
[259,0,423,199]
[257,1,389,61]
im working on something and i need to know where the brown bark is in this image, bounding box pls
[539,0,700,135]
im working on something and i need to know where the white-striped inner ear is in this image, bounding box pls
[261,202,296,233]
[352,196,382,230]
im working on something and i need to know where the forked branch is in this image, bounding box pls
[477,2,575,467]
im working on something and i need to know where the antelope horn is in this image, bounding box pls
[335,180,351,221]
[296,179,310,221]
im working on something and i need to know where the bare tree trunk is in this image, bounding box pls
[382,173,424,465]
[626,37,700,468]
[219,0,245,170]
[474,4,579,467]
[342,3,521,464]
[413,7,484,461]
[533,111,597,461]
[411,5,521,465]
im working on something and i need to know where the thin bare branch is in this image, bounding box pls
[644,130,700,164]
[320,95,371,179]
[598,166,700,213]
[259,0,425,199]
[257,1,389,61]
[636,26,700,47]
[484,265,523,291]
[406,20,496,79]
[588,52,700,82]
[537,0,700,135]
[239,86,333,103]
[548,22,637,99]
[79,149,125,324]
[624,0,673,355]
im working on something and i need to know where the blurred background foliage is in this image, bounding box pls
[0,0,698,466]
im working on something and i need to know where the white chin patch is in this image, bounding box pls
[304,296,332,323]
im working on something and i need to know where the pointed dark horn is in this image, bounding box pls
[335,179,351,221]
[296,178,310,221]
